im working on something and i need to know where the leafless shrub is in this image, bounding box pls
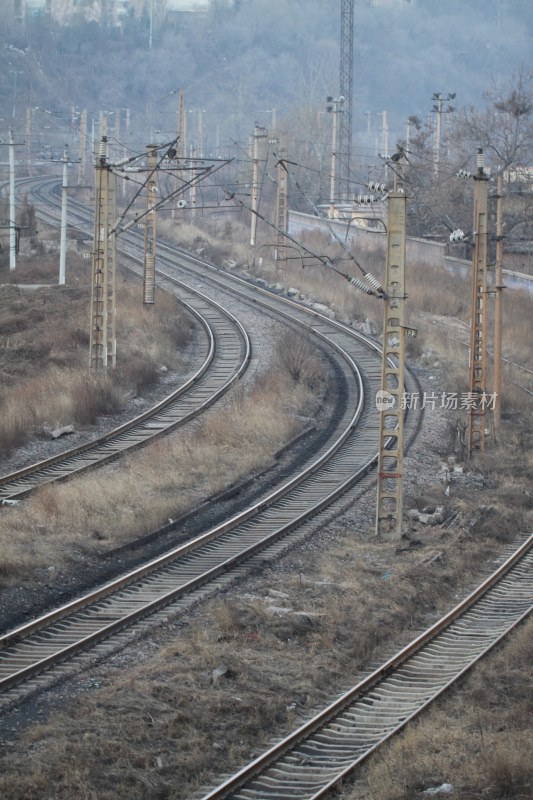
[274,325,321,386]
[70,373,123,425]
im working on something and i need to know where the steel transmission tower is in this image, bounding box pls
[338,0,354,201]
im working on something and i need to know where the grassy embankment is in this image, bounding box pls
[0,216,530,799]
[0,248,327,587]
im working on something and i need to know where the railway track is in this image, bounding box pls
[198,534,533,800]
[0,177,416,710]
[0,181,252,501]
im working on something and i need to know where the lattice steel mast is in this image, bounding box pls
[375,191,407,539]
[338,0,354,201]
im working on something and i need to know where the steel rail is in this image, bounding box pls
[0,315,367,700]
[198,534,533,800]
[0,187,252,501]
[0,176,413,715]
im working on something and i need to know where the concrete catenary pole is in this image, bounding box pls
[467,149,489,461]
[59,145,69,285]
[9,129,16,272]
[143,144,157,304]
[493,171,504,438]
[250,124,266,247]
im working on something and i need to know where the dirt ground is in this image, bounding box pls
[0,357,531,799]
[0,242,531,800]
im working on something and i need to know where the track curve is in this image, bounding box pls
[0,176,418,719]
[0,189,252,500]
[198,534,533,800]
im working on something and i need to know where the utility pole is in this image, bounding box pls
[381,111,389,183]
[143,144,157,305]
[493,171,504,439]
[78,109,87,186]
[9,129,17,272]
[189,143,196,220]
[275,133,288,266]
[59,146,69,285]
[326,97,343,216]
[467,148,489,461]
[375,190,408,539]
[431,92,456,175]
[250,124,266,248]
[172,91,186,217]
[25,107,31,176]
[90,137,116,370]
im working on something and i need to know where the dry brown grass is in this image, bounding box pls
[0,359,318,587]
[0,261,192,454]
[0,480,530,800]
[0,212,530,799]
[347,615,533,800]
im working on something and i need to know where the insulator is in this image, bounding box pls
[348,276,374,294]
[98,137,108,162]
[449,229,465,242]
[364,272,385,294]
[476,148,484,170]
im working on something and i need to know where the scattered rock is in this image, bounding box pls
[361,318,373,336]
[310,302,335,319]
[50,424,75,440]
[265,605,292,615]
[407,506,446,526]
[212,665,229,684]
[423,783,454,795]
[266,589,290,599]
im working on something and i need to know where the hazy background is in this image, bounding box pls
[1,0,532,154]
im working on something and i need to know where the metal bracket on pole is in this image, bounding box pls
[375,191,407,539]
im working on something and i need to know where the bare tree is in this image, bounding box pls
[457,67,533,173]
[274,325,318,385]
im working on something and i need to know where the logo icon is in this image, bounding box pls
[375,390,395,411]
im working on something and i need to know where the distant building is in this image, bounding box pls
[14,0,212,26]
[371,0,412,6]
[166,0,210,9]
[13,0,48,21]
